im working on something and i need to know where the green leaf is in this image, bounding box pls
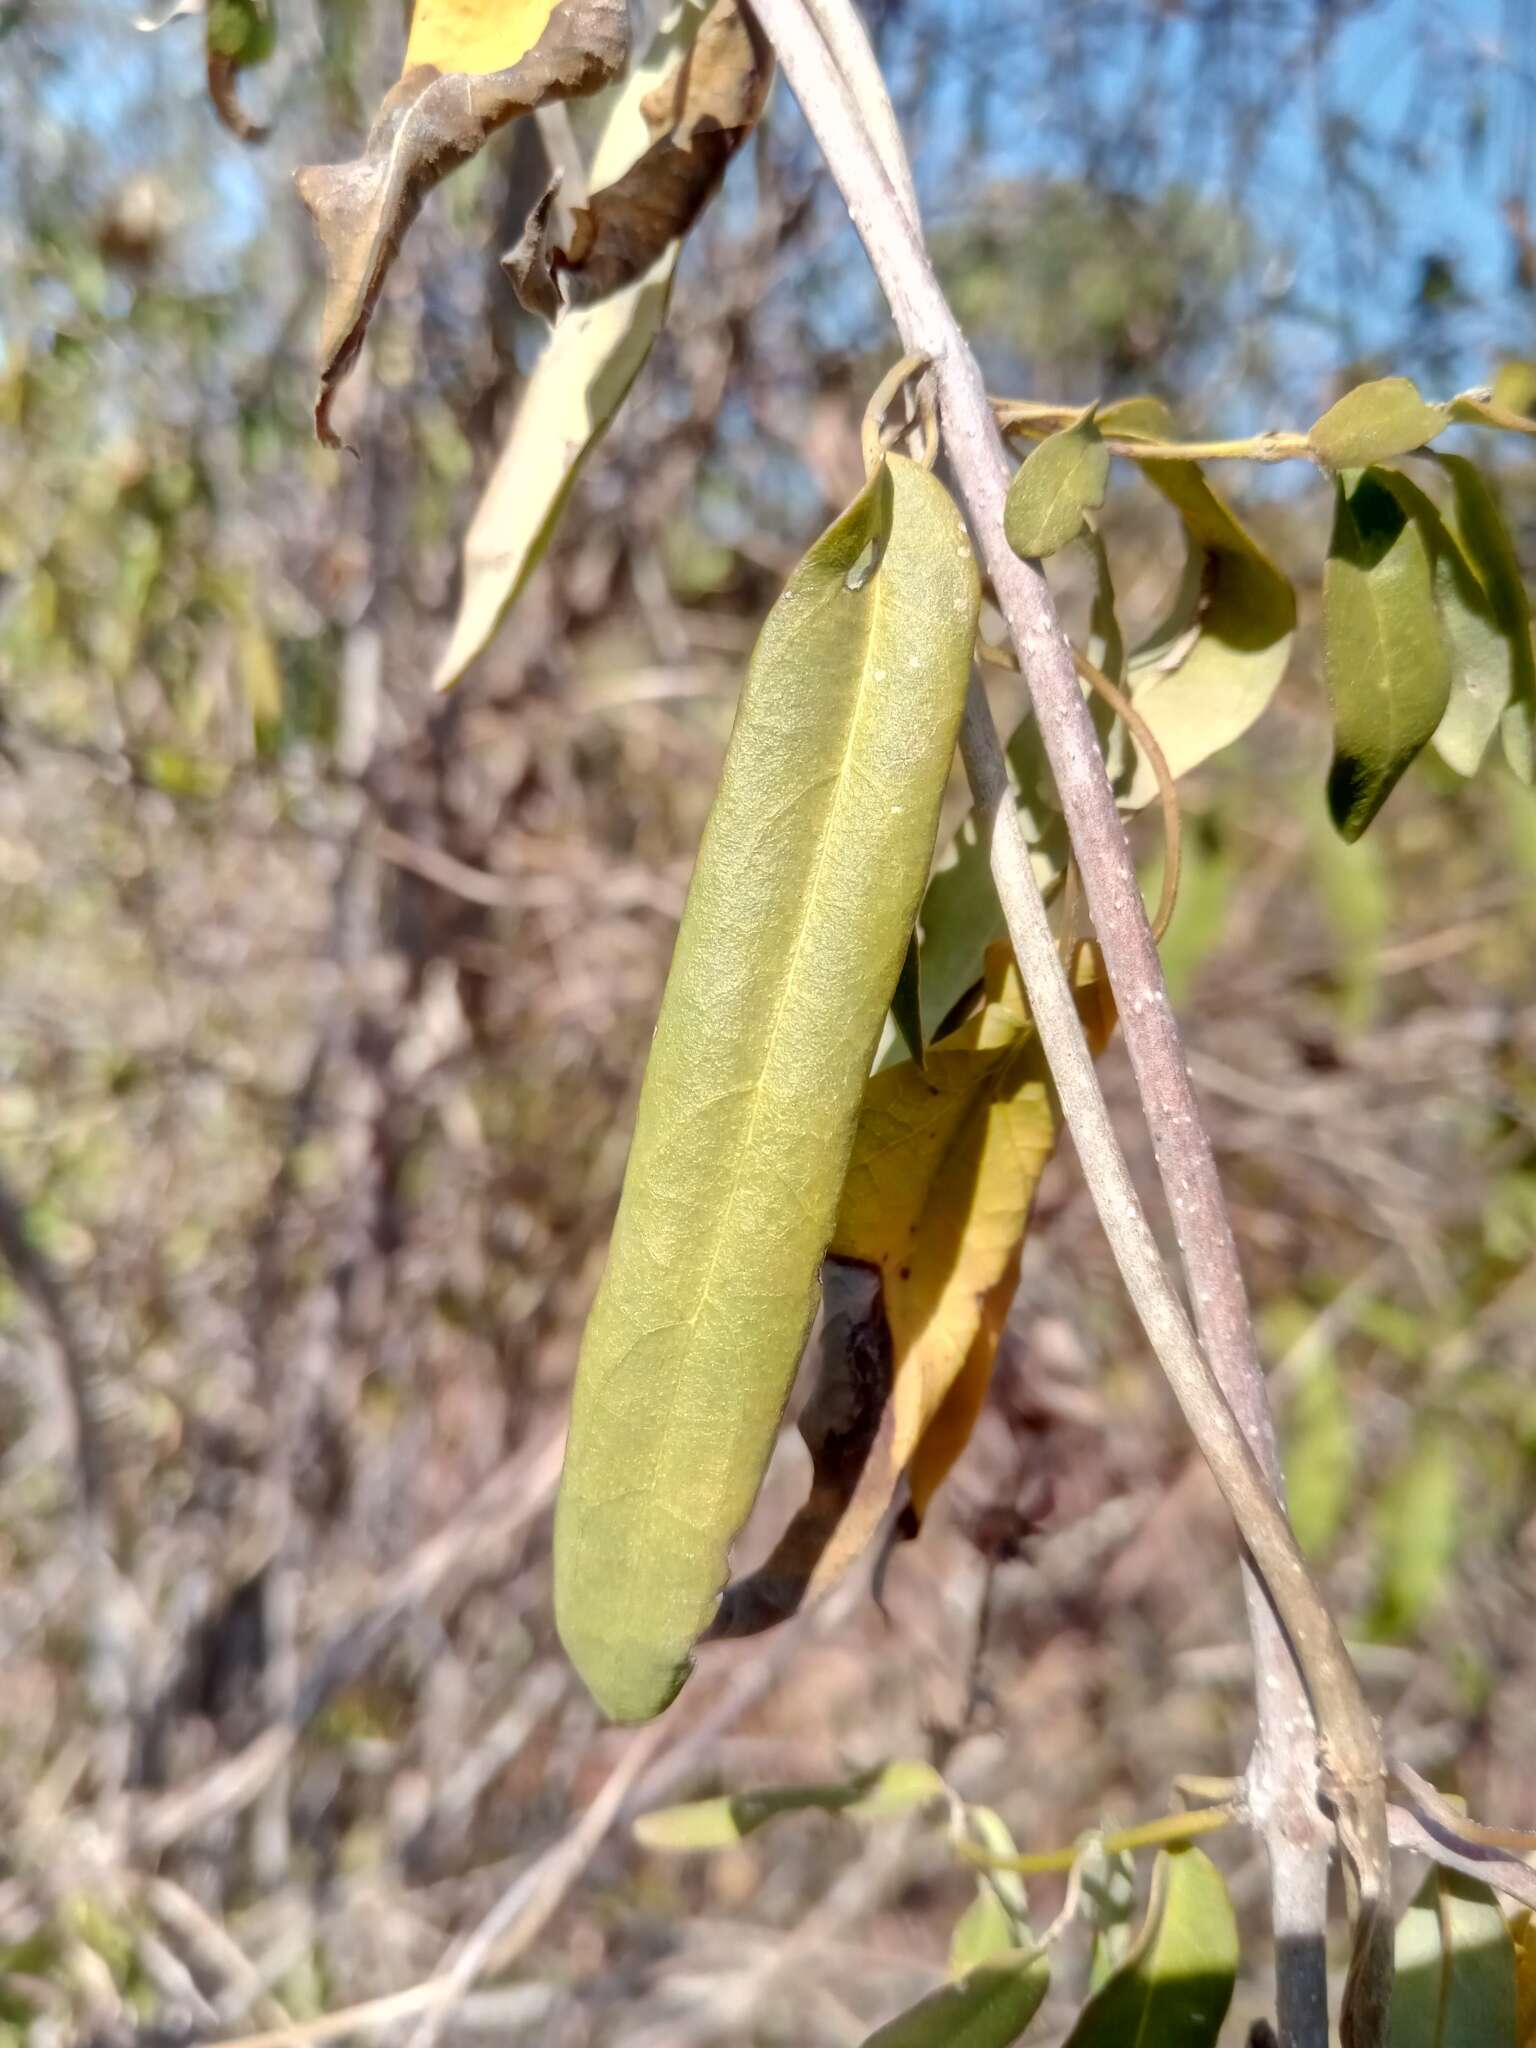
[1431,454,1536,785]
[1121,457,1296,808]
[1085,523,1126,687]
[1499,774,1536,875]
[1484,1170,1536,1264]
[912,450,1292,1041]
[1448,366,1536,441]
[554,457,979,1722]
[1493,361,1536,417]
[634,1760,947,1850]
[1323,468,1451,841]
[206,0,276,138]
[1079,1841,1138,1991]
[1310,377,1450,467]
[1282,1348,1357,1558]
[207,0,275,62]
[1513,1905,1536,2043]
[1096,394,1174,439]
[1062,1847,1237,2048]
[908,752,1065,1048]
[1370,1434,1460,1641]
[907,494,1123,1046]
[951,1809,1032,1975]
[1376,469,1511,778]
[1447,394,1536,441]
[1389,1868,1517,2048]
[861,1951,1049,2048]
[434,275,672,688]
[140,746,232,800]
[1004,411,1110,559]
[891,931,926,1069]
[433,6,707,689]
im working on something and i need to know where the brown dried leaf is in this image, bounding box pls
[507,0,772,322]
[295,0,629,444]
[705,1258,893,1639]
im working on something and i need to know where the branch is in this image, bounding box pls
[993,398,1315,465]
[752,4,1389,2042]
[0,1169,136,1791]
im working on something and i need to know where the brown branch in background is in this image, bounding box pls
[244,821,376,1887]
[0,1168,136,1791]
[130,1429,566,1858]
[747,4,1391,2043]
[205,1579,860,2048]
[0,1170,111,1521]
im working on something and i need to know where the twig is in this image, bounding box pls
[974,635,1183,943]
[0,1169,136,1793]
[132,1726,298,1861]
[246,823,375,1887]
[131,1432,565,1855]
[145,1876,293,2031]
[401,1718,669,2048]
[955,1801,1239,1876]
[0,1173,111,1521]
[751,5,1389,2042]
[420,1662,570,1848]
[204,1599,823,2048]
[373,824,520,907]
[993,399,1316,466]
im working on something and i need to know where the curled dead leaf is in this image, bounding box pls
[295,0,629,444]
[707,1259,892,1639]
[507,0,772,322]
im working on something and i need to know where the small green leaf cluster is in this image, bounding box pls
[634,1761,1536,2046]
[999,371,1535,852]
[635,1762,1240,2047]
[1323,441,1532,840]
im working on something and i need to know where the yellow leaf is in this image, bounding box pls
[829,950,1053,1480]
[405,0,557,77]
[907,1241,1021,1527]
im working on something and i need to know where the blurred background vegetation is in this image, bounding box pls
[1,1,1535,2041]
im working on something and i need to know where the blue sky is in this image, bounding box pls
[14,0,1533,418]
[890,0,1531,408]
